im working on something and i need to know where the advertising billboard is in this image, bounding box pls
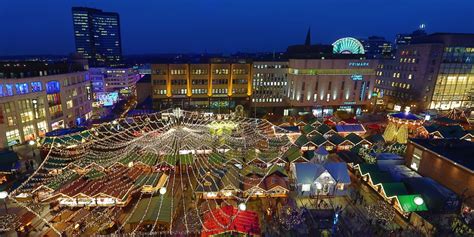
[96,92,119,107]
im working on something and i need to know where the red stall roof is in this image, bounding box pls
[201,205,260,237]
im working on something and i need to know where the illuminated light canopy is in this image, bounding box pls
[332,37,365,54]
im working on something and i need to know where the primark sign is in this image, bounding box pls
[348,62,369,67]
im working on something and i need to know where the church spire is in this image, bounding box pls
[305,27,311,46]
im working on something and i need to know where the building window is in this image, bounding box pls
[301,184,311,192]
[31,82,43,92]
[213,69,229,75]
[5,84,14,96]
[6,129,20,146]
[37,121,48,137]
[66,100,74,109]
[410,147,423,171]
[46,81,61,94]
[15,83,29,95]
[23,125,35,141]
[191,69,207,75]
[20,111,34,123]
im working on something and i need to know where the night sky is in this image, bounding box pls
[1,0,474,56]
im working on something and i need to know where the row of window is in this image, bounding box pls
[252,98,283,103]
[399,58,418,63]
[154,79,250,86]
[253,64,288,69]
[162,69,250,75]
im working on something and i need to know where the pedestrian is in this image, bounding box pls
[30,160,35,170]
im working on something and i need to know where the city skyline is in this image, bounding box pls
[1,0,474,56]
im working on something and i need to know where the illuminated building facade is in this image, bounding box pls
[89,68,140,107]
[252,61,289,110]
[72,7,122,66]
[375,33,474,111]
[151,62,252,111]
[287,58,378,116]
[0,62,92,148]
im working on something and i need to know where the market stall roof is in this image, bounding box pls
[403,177,459,211]
[411,138,474,171]
[294,135,309,147]
[328,134,346,145]
[127,195,172,224]
[301,124,316,134]
[324,162,350,183]
[397,194,428,212]
[264,173,289,191]
[380,182,409,198]
[369,171,395,185]
[284,146,303,162]
[134,173,162,187]
[310,134,327,146]
[344,133,364,145]
[303,150,314,160]
[335,124,366,134]
[0,150,20,173]
[317,124,333,134]
[389,112,422,121]
[376,153,404,161]
[221,168,240,190]
[386,165,421,181]
[315,146,329,156]
[201,205,260,237]
[267,165,288,177]
[277,126,300,133]
[294,163,326,184]
[208,152,225,164]
[366,134,385,144]
[337,151,364,165]
[358,164,380,175]
[434,116,458,125]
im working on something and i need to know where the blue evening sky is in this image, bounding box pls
[0,0,473,55]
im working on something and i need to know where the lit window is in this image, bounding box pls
[302,184,311,192]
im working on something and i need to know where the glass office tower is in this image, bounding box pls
[72,7,122,67]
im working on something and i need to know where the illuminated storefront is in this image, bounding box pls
[430,47,474,110]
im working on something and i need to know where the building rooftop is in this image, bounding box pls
[411,33,474,47]
[410,138,474,171]
[0,61,85,79]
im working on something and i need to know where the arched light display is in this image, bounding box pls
[332,37,365,54]
[10,109,293,235]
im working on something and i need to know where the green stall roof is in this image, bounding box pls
[381,182,409,198]
[397,194,428,212]
[127,195,172,224]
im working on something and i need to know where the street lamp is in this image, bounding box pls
[28,140,36,158]
[238,203,246,211]
[0,191,8,213]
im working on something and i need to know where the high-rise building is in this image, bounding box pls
[72,7,122,67]
[395,25,427,46]
[375,33,474,111]
[359,36,393,59]
[0,61,92,148]
[252,61,289,113]
[151,60,252,112]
